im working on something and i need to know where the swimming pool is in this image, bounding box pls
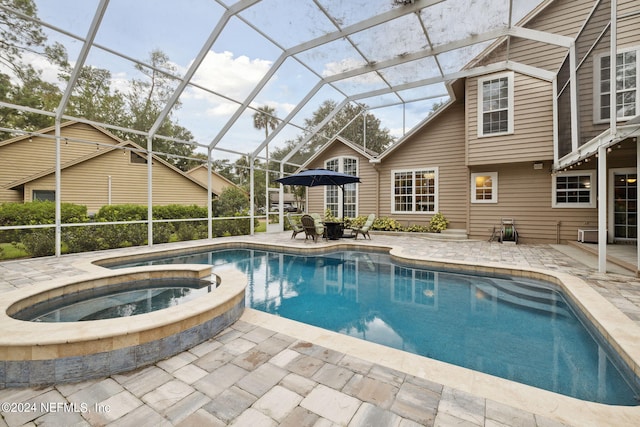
[112,247,640,405]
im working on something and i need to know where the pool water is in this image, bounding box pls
[112,248,640,405]
[13,278,215,322]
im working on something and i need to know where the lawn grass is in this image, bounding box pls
[256,219,267,232]
[0,242,29,260]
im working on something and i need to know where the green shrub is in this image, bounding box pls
[428,212,449,232]
[63,225,106,253]
[372,216,403,231]
[404,224,431,233]
[0,201,88,242]
[95,204,148,247]
[21,229,56,257]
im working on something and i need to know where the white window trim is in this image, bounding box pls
[477,72,514,137]
[552,170,596,208]
[390,167,439,214]
[324,156,359,218]
[471,172,498,204]
[593,46,639,124]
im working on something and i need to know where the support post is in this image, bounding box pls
[250,157,255,235]
[207,147,213,239]
[147,135,153,247]
[598,144,607,273]
[55,119,61,257]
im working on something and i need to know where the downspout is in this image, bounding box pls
[107,175,112,205]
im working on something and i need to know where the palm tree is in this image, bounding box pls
[253,105,278,211]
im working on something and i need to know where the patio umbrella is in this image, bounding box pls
[275,168,361,187]
[275,168,361,218]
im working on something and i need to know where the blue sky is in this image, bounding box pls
[30,0,544,161]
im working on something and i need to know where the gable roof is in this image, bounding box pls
[186,164,240,189]
[300,135,379,170]
[0,120,127,149]
[2,124,214,194]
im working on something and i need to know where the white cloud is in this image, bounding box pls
[186,50,273,116]
[322,57,367,78]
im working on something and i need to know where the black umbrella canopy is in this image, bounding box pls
[275,168,361,187]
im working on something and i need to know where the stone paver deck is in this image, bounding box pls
[1,232,639,426]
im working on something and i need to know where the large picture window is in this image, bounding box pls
[552,171,595,208]
[325,157,358,218]
[392,169,438,213]
[595,48,638,122]
[478,72,514,136]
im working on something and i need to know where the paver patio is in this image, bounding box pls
[0,232,639,426]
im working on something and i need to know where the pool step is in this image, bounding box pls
[476,279,572,317]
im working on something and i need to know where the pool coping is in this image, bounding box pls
[31,239,640,424]
[0,264,247,386]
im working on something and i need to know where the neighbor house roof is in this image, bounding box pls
[3,130,214,195]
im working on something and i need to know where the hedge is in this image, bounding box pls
[0,202,254,257]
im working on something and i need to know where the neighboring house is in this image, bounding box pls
[303,0,640,245]
[0,121,221,214]
[186,165,241,197]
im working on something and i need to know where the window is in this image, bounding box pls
[595,48,638,122]
[471,172,498,203]
[33,190,55,201]
[392,169,438,213]
[130,152,148,164]
[325,157,358,218]
[478,72,514,136]
[552,171,595,208]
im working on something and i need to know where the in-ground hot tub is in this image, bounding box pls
[0,265,246,387]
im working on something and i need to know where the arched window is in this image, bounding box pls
[325,157,358,218]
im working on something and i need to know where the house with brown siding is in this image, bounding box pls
[299,0,640,246]
[0,122,235,213]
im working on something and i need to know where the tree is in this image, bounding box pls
[305,100,394,155]
[62,65,127,126]
[253,105,279,210]
[0,0,67,138]
[215,186,249,216]
[0,66,61,138]
[123,49,195,170]
[0,0,67,79]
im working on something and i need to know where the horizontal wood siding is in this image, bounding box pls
[0,123,119,203]
[26,149,208,213]
[187,167,231,196]
[377,102,468,229]
[577,0,640,145]
[468,163,598,244]
[475,0,594,71]
[467,74,554,165]
[305,142,377,218]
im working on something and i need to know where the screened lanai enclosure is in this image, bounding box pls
[0,0,601,257]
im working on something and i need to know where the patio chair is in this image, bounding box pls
[353,213,375,240]
[286,213,304,239]
[301,214,325,242]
